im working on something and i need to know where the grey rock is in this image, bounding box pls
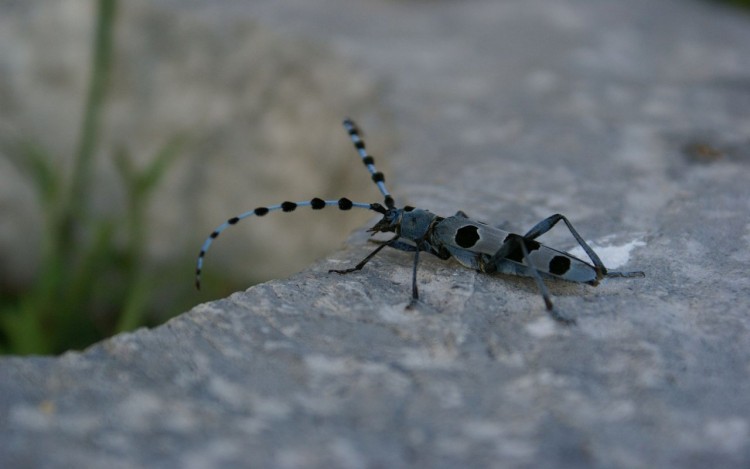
[2,0,750,467]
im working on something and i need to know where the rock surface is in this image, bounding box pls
[2,0,750,467]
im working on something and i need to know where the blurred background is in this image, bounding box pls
[0,0,747,355]
[0,0,394,355]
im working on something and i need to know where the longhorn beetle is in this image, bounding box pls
[195,118,644,324]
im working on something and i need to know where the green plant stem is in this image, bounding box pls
[1,0,191,354]
[63,0,118,250]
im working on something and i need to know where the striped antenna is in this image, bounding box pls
[343,118,395,209]
[195,198,385,290]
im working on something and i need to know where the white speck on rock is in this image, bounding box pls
[568,237,645,270]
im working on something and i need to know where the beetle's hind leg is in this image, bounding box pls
[523,214,644,280]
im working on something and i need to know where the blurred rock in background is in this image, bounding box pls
[0,0,391,299]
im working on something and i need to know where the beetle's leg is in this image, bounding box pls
[522,214,644,280]
[329,234,400,274]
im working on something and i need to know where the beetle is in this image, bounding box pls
[196,118,644,324]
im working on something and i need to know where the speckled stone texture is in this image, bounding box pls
[2,0,750,467]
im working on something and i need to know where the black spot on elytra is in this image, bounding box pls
[281,201,297,212]
[338,198,353,210]
[254,207,269,216]
[403,206,415,212]
[311,198,326,209]
[455,225,480,248]
[502,235,541,263]
[549,256,571,276]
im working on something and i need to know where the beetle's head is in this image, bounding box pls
[368,204,436,241]
[367,203,405,234]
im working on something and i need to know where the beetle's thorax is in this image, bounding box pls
[397,208,440,241]
[368,207,439,241]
